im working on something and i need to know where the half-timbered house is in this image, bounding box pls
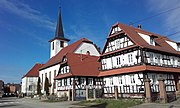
[98,23,180,98]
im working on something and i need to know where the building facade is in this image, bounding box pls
[21,63,43,96]
[98,23,180,98]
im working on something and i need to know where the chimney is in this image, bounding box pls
[138,24,142,29]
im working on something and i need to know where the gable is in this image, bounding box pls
[110,26,122,35]
[74,42,100,56]
[104,34,134,53]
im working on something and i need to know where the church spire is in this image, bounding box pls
[55,6,64,38]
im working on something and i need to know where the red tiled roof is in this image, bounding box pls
[98,65,180,77]
[55,53,100,79]
[102,22,180,55]
[23,63,44,78]
[40,38,93,70]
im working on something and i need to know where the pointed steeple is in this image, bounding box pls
[49,6,70,42]
[55,7,64,38]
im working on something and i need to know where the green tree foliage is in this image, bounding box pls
[37,77,41,95]
[44,77,49,95]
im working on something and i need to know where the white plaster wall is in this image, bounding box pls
[39,64,60,95]
[21,77,38,95]
[74,42,100,56]
[102,50,140,70]
[138,33,155,46]
[166,40,178,51]
[21,77,27,93]
[50,40,68,58]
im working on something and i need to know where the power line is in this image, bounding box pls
[131,5,180,25]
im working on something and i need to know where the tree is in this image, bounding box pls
[44,77,49,95]
[37,77,41,95]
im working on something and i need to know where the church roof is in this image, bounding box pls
[40,38,93,70]
[49,8,70,42]
[55,53,100,79]
[22,63,44,78]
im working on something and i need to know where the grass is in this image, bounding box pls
[75,99,144,108]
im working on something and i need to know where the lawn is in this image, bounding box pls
[75,99,144,108]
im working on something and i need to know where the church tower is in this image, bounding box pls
[49,7,70,58]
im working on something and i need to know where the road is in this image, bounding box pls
[0,97,82,108]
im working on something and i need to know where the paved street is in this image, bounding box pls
[131,97,180,108]
[2,97,180,108]
[0,97,82,108]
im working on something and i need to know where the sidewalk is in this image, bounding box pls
[132,96,180,108]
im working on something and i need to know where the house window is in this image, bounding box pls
[60,41,64,47]
[172,58,175,65]
[128,54,133,63]
[52,42,54,50]
[102,59,107,70]
[64,79,67,86]
[49,72,51,83]
[116,57,121,65]
[45,73,47,78]
[177,44,180,51]
[118,76,123,84]
[150,53,154,62]
[88,78,93,85]
[150,37,154,45]
[42,74,43,84]
[80,78,85,85]
[59,80,62,86]
[116,39,120,49]
[107,42,114,52]
[29,77,33,82]
[152,75,156,83]
[29,85,33,91]
[54,70,56,77]
[110,78,113,85]
[130,75,135,83]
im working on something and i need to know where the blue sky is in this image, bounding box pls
[0,0,180,83]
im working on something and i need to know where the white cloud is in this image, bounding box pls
[147,0,180,39]
[0,0,56,31]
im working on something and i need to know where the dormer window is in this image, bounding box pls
[138,33,155,46]
[177,44,180,51]
[150,37,154,45]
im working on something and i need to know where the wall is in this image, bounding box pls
[50,39,68,58]
[39,64,60,95]
[21,77,38,95]
[74,42,100,56]
[102,49,141,70]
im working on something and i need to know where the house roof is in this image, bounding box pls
[55,53,100,79]
[102,22,180,55]
[23,63,44,78]
[40,38,93,70]
[98,65,180,77]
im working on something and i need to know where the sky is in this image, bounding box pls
[0,0,180,83]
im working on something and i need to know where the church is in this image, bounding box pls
[39,8,100,97]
